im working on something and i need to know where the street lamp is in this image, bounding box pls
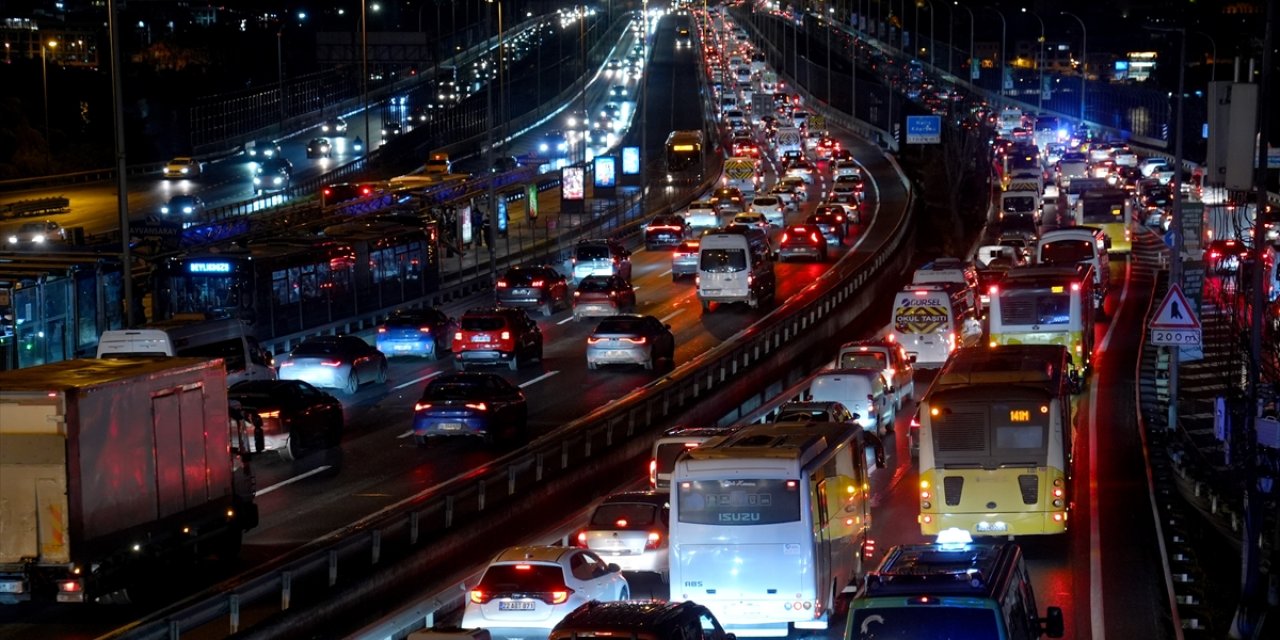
[41,39,57,160]
[1021,7,1045,111]
[985,7,1006,97]
[1192,30,1218,85]
[1060,10,1087,122]
[955,2,973,81]
[918,0,934,68]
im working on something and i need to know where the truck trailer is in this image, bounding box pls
[0,358,259,604]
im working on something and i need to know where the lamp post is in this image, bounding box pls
[41,39,57,159]
[1021,7,1045,111]
[277,26,286,131]
[986,7,1006,97]
[956,2,973,81]
[1191,30,1217,84]
[361,0,370,153]
[1060,11,1087,123]
[920,0,934,68]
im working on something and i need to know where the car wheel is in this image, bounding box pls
[344,372,360,395]
[541,302,554,318]
[587,360,598,370]
[414,435,431,448]
[375,361,388,384]
[508,353,519,371]
[278,435,301,462]
[454,360,467,372]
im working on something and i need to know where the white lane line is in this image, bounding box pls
[519,370,561,388]
[659,268,672,277]
[392,370,443,391]
[1088,258,1132,640]
[556,316,576,325]
[255,465,332,497]
[396,429,415,439]
[659,308,685,323]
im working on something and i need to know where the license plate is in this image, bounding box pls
[702,289,721,294]
[471,335,490,343]
[437,423,463,431]
[514,288,531,295]
[976,521,1009,533]
[499,600,537,611]
[0,581,24,593]
[394,344,413,351]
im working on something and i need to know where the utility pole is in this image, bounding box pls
[108,0,134,327]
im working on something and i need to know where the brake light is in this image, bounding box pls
[470,589,489,604]
[500,331,511,341]
[531,279,545,287]
[465,402,488,411]
[414,402,432,411]
[621,337,647,344]
[649,458,657,487]
[548,589,572,605]
[645,531,662,550]
[320,360,342,367]
[1071,282,1081,292]
[781,233,789,242]
[574,531,588,547]
[258,410,281,419]
[1209,251,1221,259]
[59,580,82,594]
[811,232,820,243]
[497,280,509,288]
[989,284,999,295]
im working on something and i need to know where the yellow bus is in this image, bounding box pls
[1075,188,1133,253]
[917,345,1080,537]
[987,264,1096,373]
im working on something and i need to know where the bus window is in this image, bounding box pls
[677,479,801,525]
[1039,240,1093,265]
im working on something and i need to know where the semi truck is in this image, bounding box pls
[0,358,260,604]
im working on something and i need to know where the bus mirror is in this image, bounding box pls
[1068,370,1083,394]
[1040,607,1065,638]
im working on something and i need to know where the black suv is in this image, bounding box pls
[454,307,544,371]
[644,214,690,250]
[550,601,734,640]
[495,265,570,317]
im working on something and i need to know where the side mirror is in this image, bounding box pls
[608,563,622,573]
[1040,607,1065,638]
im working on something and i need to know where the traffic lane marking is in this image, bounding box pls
[519,370,561,388]
[255,465,332,497]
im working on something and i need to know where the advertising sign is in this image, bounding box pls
[563,166,585,200]
[593,156,617,188]
[497,197,508,234]
[622,146,641,175]
[458,204,473,245]
[527,183,539,221]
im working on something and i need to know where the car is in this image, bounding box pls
[253,158,294,194]
[411,372,528,446]
[491,155,520,173]
[375,306,456,359]
[574,274,637,321]
[747,196,786,227]
[599,103,623,130]
[779,149,805,166]
[163,156,202,179]
[708,187,746,213]
[770,399,859,424]
[731,136,759,157]
[276,335,388,395]
[248,139,283,159]
[572,239,632,282]
[454,306,543,371]
[1206,239,1251,273]
[730,211,770,232]
[320,117,348,135]
[777,224,829,262]
[832,147,854,161]
[805,210,845,245]
[461,546,630,640]
[833,171,866,196]
[585,314,675,370]
[784,160,817,184]
[496,265,571,316]
[539,130,571,158]
[609,84,628,99]
[820,201,862,227]
[550,601,733,640]
[228,380,343,462]
[815,136,841,158]
[833,159,861,179]
[835,339,916,409]
[777,175,808,200]
[671,239,700,280]
[644,214,690,250]
[572,491,671,580]
[160,194,206,217]
[564,108,592,132]
[5,220,65,246]
[381,121,403,139]
[768,182,802,209]
[306,137,333,159]
[585,127,614,149]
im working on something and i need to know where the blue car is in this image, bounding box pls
[412,373,528,447]
[376,307,456,359]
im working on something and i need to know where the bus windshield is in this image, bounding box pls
[700,249,747,272]
[677,479,801,525]
[999,291,1071,326]
[851,607,1000,639]
[1081,197,1126,224]
[1039,240,1093,264]
[931,399,1050,465]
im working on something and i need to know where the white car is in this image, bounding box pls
[730,211,770,232]
[784,160,817,184]
[748,196,786,226]
[163,157,202,179]
[574,491,670,581]
[683,200,721,229]
[462,546,630,640]
[6,220,65,246]
[832,160,861,180]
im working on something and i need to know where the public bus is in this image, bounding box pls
[154,219,439,341]
[669,422,874,637]
[986,265,1096,373]
[666,130,705,184]
[1076,188,1133,253]
[917,345,1080,538]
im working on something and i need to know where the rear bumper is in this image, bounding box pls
[586,346,648,366]
[377,338,437,357]
[920,510,1069,537]
[456,350,514,364]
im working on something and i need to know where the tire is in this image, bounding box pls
[587,360,598,370]
[277,435,301,462]
[508,353,519,371]
[414,435,430,447]
[701,300,711,313]
[541,302,554,318]
[344,372,360,395]
[375,362,388,384]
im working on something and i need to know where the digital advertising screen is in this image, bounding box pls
[563,166,585,200]
[594,156,617,188]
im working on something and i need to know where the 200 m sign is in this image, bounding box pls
[1150,329,1202,346]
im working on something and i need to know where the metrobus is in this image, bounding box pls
[1076,188,1133,253]
[154,219,439,341]
[987,265,1096,373]
[666,130,705,184]
[670,422,874,637]
[917,345,1080,538]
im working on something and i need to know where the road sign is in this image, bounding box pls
[1151,328,1202,346]
[905,115,941,144]
[1150,284,1201,329]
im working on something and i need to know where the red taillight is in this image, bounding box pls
[500,331,511,341]
[497,280,509,288]
[59,580,82,593]
[648,458,657,487]
[414,402,432,411]
[320,360,342,367]
[470,589,488,604]
[531,279,545,287]
[1209,251,1221,259]
[587,336,603,344]
[419,326,432,333]
[574,531,588,547]
[360,186,372,195]
[621,337,646,344]
[780,233,789,243]
[465,402,488,411]
[811,232,820,242]
[988,284,999,295]
[548,589,572,605]
[454,332,463,341]
[645,531,662,550]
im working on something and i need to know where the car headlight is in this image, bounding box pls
[539,143,549,152]
[161,206,171,214]
[181,167,189,174]
[182,206,194,214]
[7,236,17,244]
[273,176,284,185]
[253,177,262,185]
[33,235,45,243]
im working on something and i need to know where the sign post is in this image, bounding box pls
[1149,284,1202,347]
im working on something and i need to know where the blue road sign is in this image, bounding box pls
[905,115,942,144]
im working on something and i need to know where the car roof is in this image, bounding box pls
[601,491,668,506]
[230,379,306,393]
[493,545,573,564]
[553,600,701,632]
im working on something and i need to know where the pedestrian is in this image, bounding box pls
[471,208,484,248]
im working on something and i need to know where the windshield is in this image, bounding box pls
[577,278,614,293]
[576,245,610,261]
[477,564,566,594]
[999,291,1071,326]
[700,248,747,272]
[840,352,888,369]
[850,607,1000,639]
[423,381,486,400]
[677,479,801,525]
[461,316,506,331]
[1040,240,1094,264]
[291,341,340,357]
[590,502,662,527]
[503,269,546,285]
[1002,196,1036,213]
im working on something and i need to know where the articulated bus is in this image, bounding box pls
[917,345,1080,538]
[670,422,874,637]
[666,130,705,184]
[154,219,439,341]
[1076,188,1133,253]
[987,265,1096,373]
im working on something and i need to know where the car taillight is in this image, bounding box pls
[649,458,657,487]
[811,233,820,243]
[258,410,281,420]
[546,589,573,605]
[531,279,545,287]
[320,361,342,367]
[454,332,463,341]
[377,327,387,333]
[470,589,490,604]
[621,337,646,344]
[414,402,432,411]
[780,233,789,242]
[465,402,488,411]
[59,580,82,594]
[496,280,509,288]
[574,531,588,547]
[500,331,511,340]
[645,531,662,550]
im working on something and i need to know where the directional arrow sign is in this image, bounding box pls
[1149,284,1201,329]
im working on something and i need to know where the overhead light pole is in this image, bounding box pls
[1021,7,1045,111]
[41,39,58,161]
[955,2,973,81]
[1060,10,1087,123]
[985,7,1007,98]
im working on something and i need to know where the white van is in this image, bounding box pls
[807,369,896,436]
[890,285,979,369]
[911,258,979,313]
[97,317,276,386]
[648,425,741,491]
[1035,226,1110,310]
[697,228,775,312]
